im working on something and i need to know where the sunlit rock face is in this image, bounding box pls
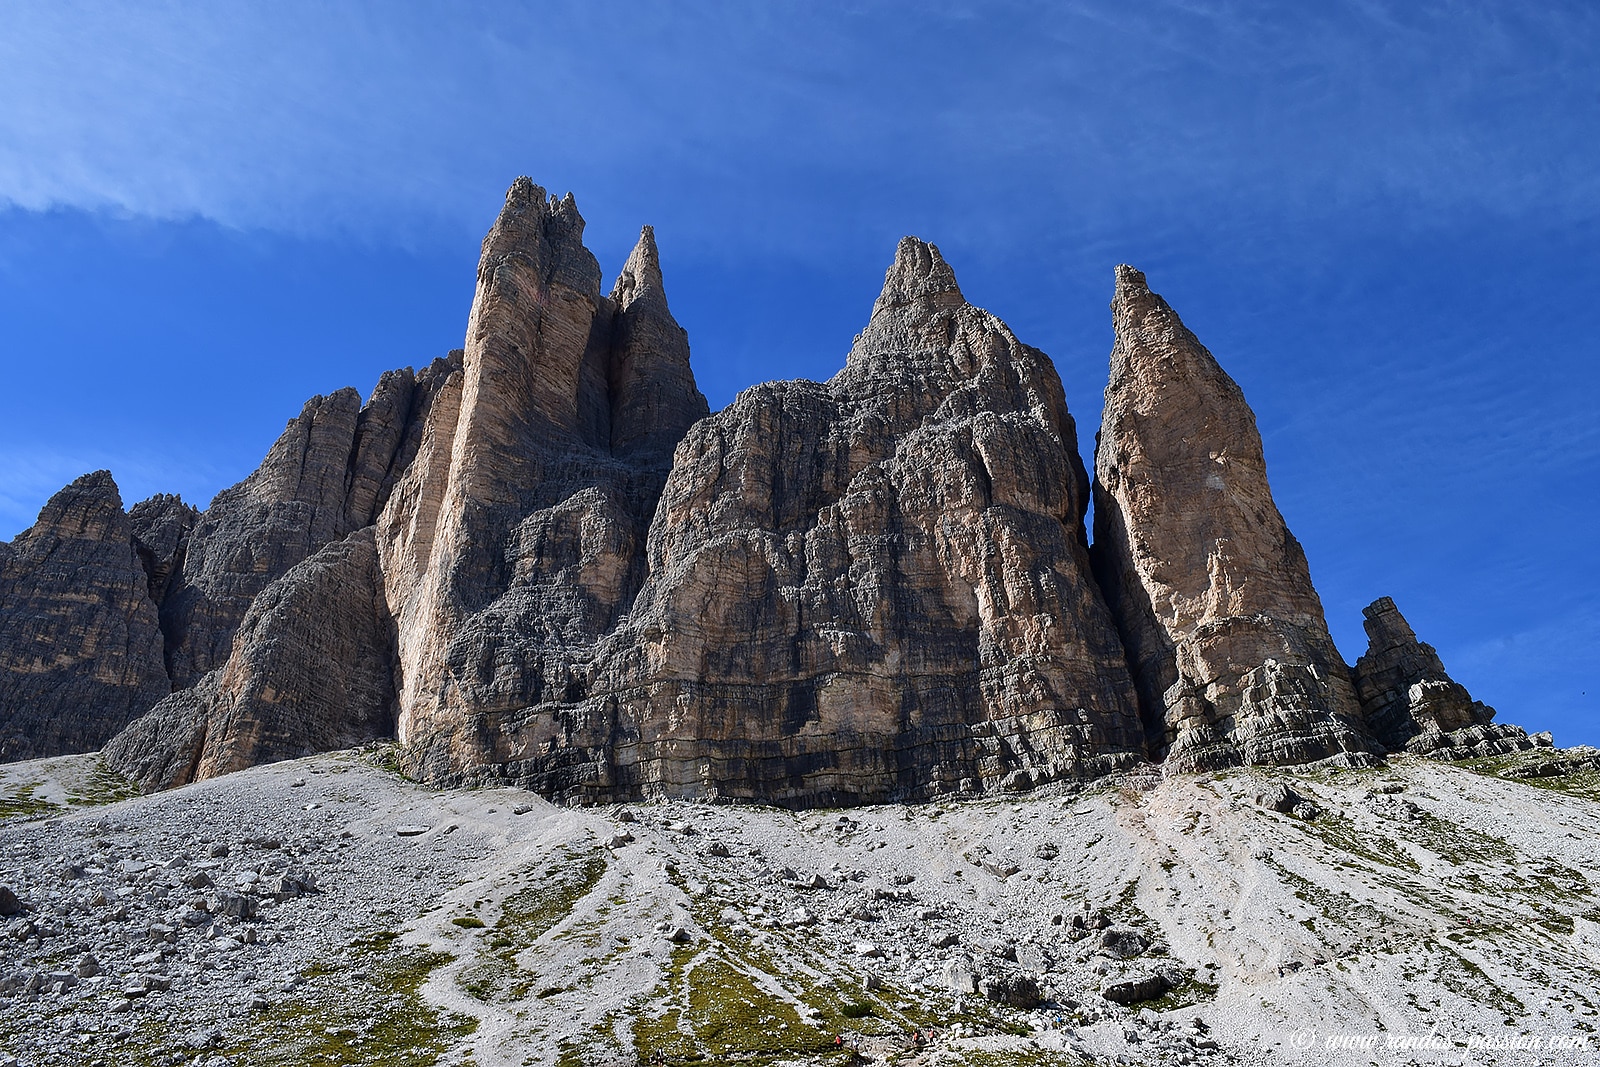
[1091,266,1372,773]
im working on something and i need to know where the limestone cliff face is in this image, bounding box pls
[379,180,709,782]
[1353,597,1533,760]
[1092,266,1371,773]
[0,472,169,759]
[104,529,395,790]
[472,238,1147,804]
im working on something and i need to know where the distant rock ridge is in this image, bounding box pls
[0,177,1547,799]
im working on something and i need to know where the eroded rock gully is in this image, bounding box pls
[0,179,1542,801]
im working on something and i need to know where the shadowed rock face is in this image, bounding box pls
[158,359,457,689]
[128,494,200,606]
[0,472,170,759]
[1091,266,1372,773]
[1354,596,1533,760]
[104,529,395,790]
[475,237,1148,804]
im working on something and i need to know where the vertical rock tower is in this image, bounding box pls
[378,179,709,782]
[1092,266,1371,771]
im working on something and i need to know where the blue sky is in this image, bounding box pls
[1,1,1596,744]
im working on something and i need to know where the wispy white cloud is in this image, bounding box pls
[2,1,1595,253]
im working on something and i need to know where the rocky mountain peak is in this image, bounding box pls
[870,236,964,316]
[610,225,666,311]
[0,179,1545,806]
[1353,595,1532,759]
[477,177,601,304]
[29,470,125,537]
[1093,267,1370,771]
[0,470,168,760]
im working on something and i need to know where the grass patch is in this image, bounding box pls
[452,916,487,929]
[631,945,832,1064]
[215,946,475,1066]
[66,758,141,806]
[457,846,608,1003]
[0,782,52,822]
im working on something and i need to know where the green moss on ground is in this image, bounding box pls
[457,846,609,1003]
[0,782,52,822]
[191,944,477,1066]
[67,759,141,806]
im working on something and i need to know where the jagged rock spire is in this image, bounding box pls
[871,236,964,315]
[1093,266,1371,771]
[611,225,666,310]
[1353,596,1534,758]
[608,226,709,465]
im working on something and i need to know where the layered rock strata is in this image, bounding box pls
[0,179,1541,804]
[0,472,170,759]
[531,238,1148,803]
[1353,596,1533,760]
[1091,266,1371,772]
[159,358,459,687]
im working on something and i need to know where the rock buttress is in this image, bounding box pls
[1091,266,1371,772]
[160,358,457,688]
[0,472,170,759]
[105,529,395,790]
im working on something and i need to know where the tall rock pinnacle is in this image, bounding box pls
[376,180,711,782]
[59,183,1542,802]
[1092,266,1371,771]
[608,226,711,466]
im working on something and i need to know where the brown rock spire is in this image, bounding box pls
[1092,266,1371,771]
[608,226,710,466]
